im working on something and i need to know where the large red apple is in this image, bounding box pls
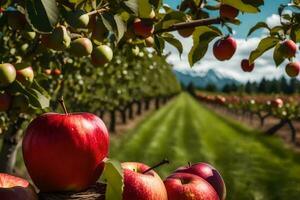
[122,162,168,200]
[220,4,239,20]
[174,163,226,200]
[133,18,154,38]
[213,36,237,61]
[0,173,38,200]
[16,66,34,86]
[22,112,109,192]
[285,62,300,77]
[0,92,12,111]
[164,173,219,200]
[241,59,255,72]
[281,40,297,58]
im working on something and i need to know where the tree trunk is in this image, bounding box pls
[144,99,150,110]
[0,117,26,173]
[265,119,287,136]
[287,120,297,143]
[136,101,142,115]
[120,109,127,124]
[109,110,116,133]
[155,98,160,110]
[128,103,133,119]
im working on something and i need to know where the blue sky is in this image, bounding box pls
[163,0,294,82]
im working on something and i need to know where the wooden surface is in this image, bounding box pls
[38,183,106,200]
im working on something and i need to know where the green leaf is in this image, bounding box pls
[273,43,285,67]
[290,25,300,43]
[154,35,165,55]
[247,22,270,37]
[122,0,138,15]
[25,0,59,33]
[8,81,50,109]
[162,33,183,56]
[188,26,222,66]
[101,159,124,200]
[138,0,152,18]
[249,37,280,64]
[114,14,127,43]
[222,0,261,13]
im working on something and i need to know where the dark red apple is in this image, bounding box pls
[0,173,38,200]
[22,112,109,192]
[220,4,239,20]
[281,40,297,58]
[174,163,226,200]
[52,69,62,76]
[16,66,34,86]
[213,36,237,61]
[241,59,255,72]
[164,173,219,200]
[133,18,154,38]
[285,62,300,77]
[122,162,168,200]
[0,92,12,111]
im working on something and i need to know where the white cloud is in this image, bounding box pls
[266,14,281,28]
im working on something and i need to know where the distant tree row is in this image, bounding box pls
[222,77,300,94]
[183,76,300,94]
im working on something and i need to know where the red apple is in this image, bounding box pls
[281,40,297,58]
[220,4,239,20]
[213,36,237,61]
[164,173,219,200]
[241,59,255,72]
[0,173,38,200]
[174,163,226,200]
[52,69,62,76]
[22,112,110,192]
[271,98,284,108]
[122,162,168,200]
[0,92,12,111]
[133,18,154,38]
[285,62,300,77]
[16,66,34,86]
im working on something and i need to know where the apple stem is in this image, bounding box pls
[188,162,192,167]
[58,96,69,114]
[142,159,169,174]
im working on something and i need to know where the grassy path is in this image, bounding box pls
[110,93,300,200]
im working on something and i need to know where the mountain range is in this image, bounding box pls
[173,69,240,89]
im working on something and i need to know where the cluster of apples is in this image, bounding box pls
[120,161,226,200]
[0,98,226,199]
[0,63,34,112]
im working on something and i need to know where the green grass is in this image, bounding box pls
[110,93,300,200]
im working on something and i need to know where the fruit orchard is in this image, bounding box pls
[1,0,300,199]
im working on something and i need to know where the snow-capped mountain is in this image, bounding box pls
[173,68,240,89]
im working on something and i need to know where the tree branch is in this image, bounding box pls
[154,17,221,34]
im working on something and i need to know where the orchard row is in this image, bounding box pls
[197,93,300,143]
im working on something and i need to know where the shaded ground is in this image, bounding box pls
[110,93,300,200]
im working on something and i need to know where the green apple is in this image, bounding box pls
[91,45,113,66]
[41,26,71,51]
[69,38,93,57]
[66,10,89,29]
[0,63,16,87]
